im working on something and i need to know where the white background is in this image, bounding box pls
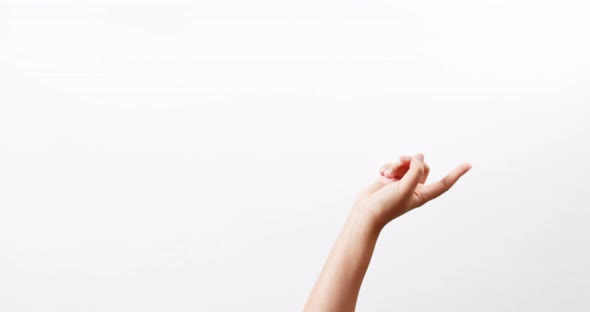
[1,0,589,311]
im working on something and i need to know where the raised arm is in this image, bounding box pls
[304,154,471,312]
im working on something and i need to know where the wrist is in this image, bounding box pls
[347,205,386,236]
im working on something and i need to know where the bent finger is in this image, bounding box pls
[420,163,430,184]
[381,155,411,178]
[398,153,425,196]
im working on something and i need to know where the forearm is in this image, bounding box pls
[304,210,382,312]
[304,154,470,311]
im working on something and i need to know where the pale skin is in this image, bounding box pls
[304,153,472,312]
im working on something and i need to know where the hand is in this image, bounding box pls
[353,154,472,228]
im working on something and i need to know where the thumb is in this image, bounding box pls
[398,153,425,196]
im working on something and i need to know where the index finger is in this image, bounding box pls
[418,163,472,203]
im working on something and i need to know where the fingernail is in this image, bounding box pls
[384,168,392,176]
[417,154,424,162]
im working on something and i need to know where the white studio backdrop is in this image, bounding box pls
[0,0,589,311]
